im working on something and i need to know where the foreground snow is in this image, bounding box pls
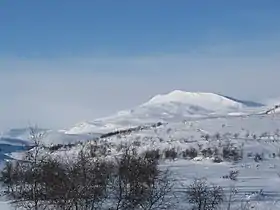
[65,113,280,209]
[3,113,280,209]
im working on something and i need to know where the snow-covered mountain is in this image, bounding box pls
[143,90,247,112]
[65,90,263,135]
[0,90,273,145]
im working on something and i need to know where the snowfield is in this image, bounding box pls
[1,90,280,209]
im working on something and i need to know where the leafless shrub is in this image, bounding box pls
[116,142,129,153]
[201,134,210,141]
[186,178,224,210]
[244,132,250,139]
[229,170,239,181]
[2,140,174,210]
[164,148,178,160]
[214,132,221,140]
[222,143,243,162]
[201,148,213,158]
[212,156,223,163]
[225,170,239,210]
[12,126,46,210]
[252,134,257,140]
[1,149,113,210]
[222,170,239,181]
[143,149,161,160]
[48,144,64,152]
[254,153,263,162]
[47,150,113,210]
[182,147,198,159]
[132,140,142,147]
[108,147,173,210]
[233,133,239,139]
[0,160,48,210]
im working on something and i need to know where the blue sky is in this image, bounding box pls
[1,1,280,130]
[2,0,280,57]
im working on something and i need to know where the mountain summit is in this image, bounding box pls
[144,90,244,111]
[66,90,259,135]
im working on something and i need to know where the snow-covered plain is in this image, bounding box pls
[2,90,280,209]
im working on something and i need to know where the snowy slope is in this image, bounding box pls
[46,111,280,210]
[66,90,258,135]
[145,90,245,110]
[0,127,101,148]
[266,106,280,114]
[3,92,280,209]
[0,90,272,146]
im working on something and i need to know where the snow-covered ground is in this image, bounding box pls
[13,113,277,209]
[1,90,280,209]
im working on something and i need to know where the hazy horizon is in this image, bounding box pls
[1,1,280,131]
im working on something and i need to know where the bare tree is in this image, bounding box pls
[186,178,224,210]
[108,147,173,210]
[24,126,46,210]
[226,170,239,210]
[0,161,14,194]
[66,150,112,210]
[39,147,113,210]
[1,126,47,210]
[1,136,172,210]
[138,169,173,210]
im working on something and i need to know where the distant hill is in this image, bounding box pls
[65,90,260,135]
[221,95,265,107]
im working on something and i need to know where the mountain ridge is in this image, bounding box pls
[221,95,265,107]
[0,90,271,138]
[65,90,262,135]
